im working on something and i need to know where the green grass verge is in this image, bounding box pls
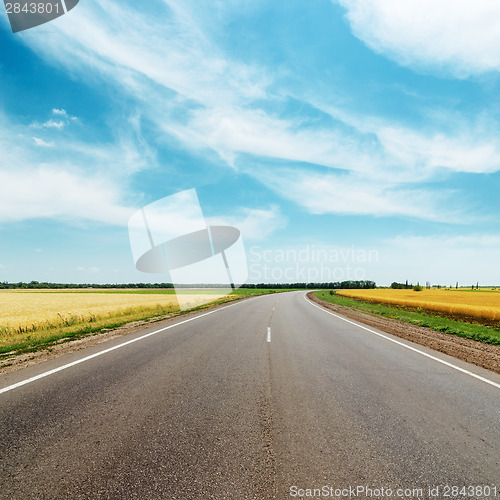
[314,291,500,346]
[0,289,287,360]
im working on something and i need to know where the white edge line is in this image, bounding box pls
[267,327,271,343]
[0,298,251,395]
[304,293,500,390]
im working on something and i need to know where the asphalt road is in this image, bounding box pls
[1,291,499,499]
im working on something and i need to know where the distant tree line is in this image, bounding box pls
[242,281,376,289]
[0,281,175,289]
[391,281,484,290]
[391,281,424,290]
[0,280,376,290]
[390,281,411,289]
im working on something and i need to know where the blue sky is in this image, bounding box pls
[1,0,500,285]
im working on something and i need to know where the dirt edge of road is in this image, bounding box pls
[0,316,177,376]
[308,292,500,375]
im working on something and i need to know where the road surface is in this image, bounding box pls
[1,291,499,499]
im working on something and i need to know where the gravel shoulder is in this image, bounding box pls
[308,292,500,375]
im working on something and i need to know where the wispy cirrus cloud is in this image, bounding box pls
[32,0,269,106]
[249,166,463,222]
[170,106,381,173]
[0,112,142,225]
[376,125,500,175]
[32,137,53,147]
[13,0,500,224]
[1,109,282,238]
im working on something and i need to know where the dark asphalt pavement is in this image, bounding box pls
[1,291,499,499]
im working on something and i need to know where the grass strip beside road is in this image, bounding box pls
[315,291,500,346]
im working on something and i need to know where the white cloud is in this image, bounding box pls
[207,205,288,241]
[177,103,500,183]
[33,137,53,147]
[175,106,378,174]
[31,119,66,129]
[15,0,500,223]
[159,100,500,222]
[30,109,78,130]
[45,120,65,129]
[251,168,461,222]
[35,0,269,107]
[0,167,133,225]
[0,113,139,226]
[376,126,500,175]
[337,0,500,77]
[304,98,500,178]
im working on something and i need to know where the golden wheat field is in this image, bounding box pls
[0,289,232,340]
[336,289,500,321]
[0,291,181,337]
